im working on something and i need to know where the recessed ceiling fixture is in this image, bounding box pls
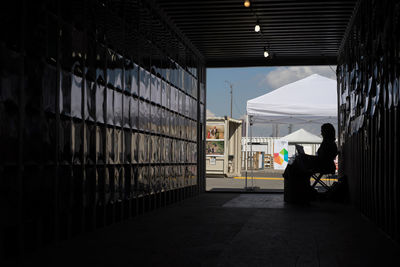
[254,20,260,32]
[244,0,250,8]
[264,47,269,58]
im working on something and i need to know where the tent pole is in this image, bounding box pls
[250,116,254,189]
[245,114,249,188]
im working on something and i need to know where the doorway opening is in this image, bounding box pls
[205,66,338,192]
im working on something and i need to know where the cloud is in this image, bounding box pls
[239,114,247,121]
[260,66,337,89]
[206,109,216,118]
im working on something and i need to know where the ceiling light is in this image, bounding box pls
[244,0,250,7]
[264,47,269,58]
[254,21,260,32]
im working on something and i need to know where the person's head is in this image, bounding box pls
[321,123,335,142]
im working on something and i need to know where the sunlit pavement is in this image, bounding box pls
[206,169,337,192]
[206,177,284,192]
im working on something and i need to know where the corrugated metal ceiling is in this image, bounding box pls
[154,0,358,67]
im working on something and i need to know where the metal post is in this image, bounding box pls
[245,115,249,188]
[250,117,254,188]
[225,80,233,118]
[230,84,233,118]
[288,124,293,134]
[245,115,255,191]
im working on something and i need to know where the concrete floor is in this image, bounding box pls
[9,193,400,267]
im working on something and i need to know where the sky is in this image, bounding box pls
[206,66,337,137]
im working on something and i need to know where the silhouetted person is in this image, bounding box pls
[283,123,338,203]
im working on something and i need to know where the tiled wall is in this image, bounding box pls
[337,0,400,243]
[0,0,206,258]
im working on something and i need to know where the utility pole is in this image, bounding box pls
[225,80,233,118]
[274,124,279,137]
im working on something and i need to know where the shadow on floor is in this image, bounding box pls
[8,193,400,267]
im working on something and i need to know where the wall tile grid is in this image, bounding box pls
[337,0,400,243]
[0,0,206,258]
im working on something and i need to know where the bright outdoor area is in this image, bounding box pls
[205,66,339,192]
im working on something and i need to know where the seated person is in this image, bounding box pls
[283,123,338,202]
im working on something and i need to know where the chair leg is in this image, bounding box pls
[312,173,332,192]
[311,173,323,188]
[318,179,331,191]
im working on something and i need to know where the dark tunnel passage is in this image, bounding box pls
[1,0,400,265]
[1,0,206,260]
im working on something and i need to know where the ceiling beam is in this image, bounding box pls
[206,56,337,68]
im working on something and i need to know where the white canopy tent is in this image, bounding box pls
[281,128,322,144]
[247,74,337,125]
[281,128,323,157]
[243,74,337,189]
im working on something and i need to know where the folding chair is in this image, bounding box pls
[311,173,331,191]
[294,145,337,193]
[311,166,336,192]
